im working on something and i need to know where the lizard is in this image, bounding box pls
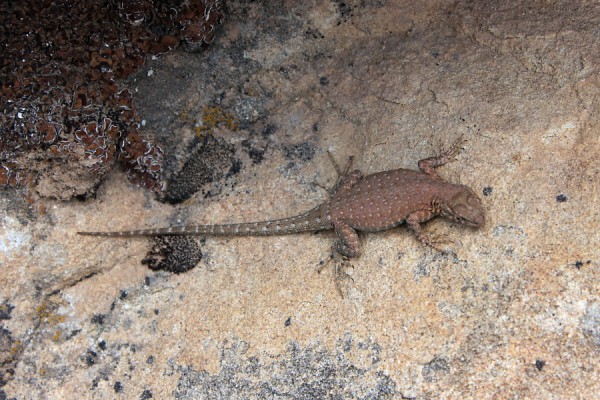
[78,139,485,258]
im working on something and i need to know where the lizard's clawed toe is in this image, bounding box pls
[419,234,454,253]
[317,252,355,298]
[334,259,355,298]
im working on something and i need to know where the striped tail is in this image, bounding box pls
[78,207,333,238]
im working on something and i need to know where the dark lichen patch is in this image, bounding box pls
[173,337,397,399]
[0,327,20,392]
[85,350,99,367]
[225,159,243,179]
[141,236,202,274]
[242,140,267,165]
[283,142,316,162]
[422,356,450,383]
[162,135,238,204]
[0,323,17,376]
[0,302,14,321]
[261,124,277,137]
[114,381,124,393]
[305,28,325,39]
[238,119,277,166]
[91,314,106,325]
[334,0,357,25]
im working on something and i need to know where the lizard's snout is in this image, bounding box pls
[469,212,485,227]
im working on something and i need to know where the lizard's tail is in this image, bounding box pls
[78,207,332,238]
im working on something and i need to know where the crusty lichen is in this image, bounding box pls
[0,0,225,203]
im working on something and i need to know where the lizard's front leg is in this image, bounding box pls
[405,209,449,252]
[417,137,464,178]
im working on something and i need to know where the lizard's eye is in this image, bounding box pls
[454,215,465,224]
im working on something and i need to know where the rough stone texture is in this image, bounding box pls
[1,1,599,398]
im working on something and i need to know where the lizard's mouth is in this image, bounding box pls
[468,214,485,227]
[451,213,484,227]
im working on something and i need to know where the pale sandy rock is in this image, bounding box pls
[1,1,598,398]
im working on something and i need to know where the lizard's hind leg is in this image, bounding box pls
[314,153,360,197]
[317,222,361,298]
[329,153,363,195]
[327,151,350,178]
[323,154,363,200]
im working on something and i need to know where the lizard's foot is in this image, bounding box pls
[418,136,465,176]
[443,135,465,161]
[417,233,455,254]
[313,180,333,195]
[327,151,347,177]
[317,253,333,274]
[314,153,356,196]
[333,254,355,298]
[318,251,355,298]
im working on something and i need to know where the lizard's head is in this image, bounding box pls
[441,186,485,227]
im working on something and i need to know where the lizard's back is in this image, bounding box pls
[325,168,458,232]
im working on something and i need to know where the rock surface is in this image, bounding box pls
[1,1,598,398]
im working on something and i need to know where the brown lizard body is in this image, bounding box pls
[79,141,485,257]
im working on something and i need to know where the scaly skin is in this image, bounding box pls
[79,139,485,257]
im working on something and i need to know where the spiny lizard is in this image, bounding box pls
[79,140,485,257]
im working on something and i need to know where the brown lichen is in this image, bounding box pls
[0,0,225,201]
